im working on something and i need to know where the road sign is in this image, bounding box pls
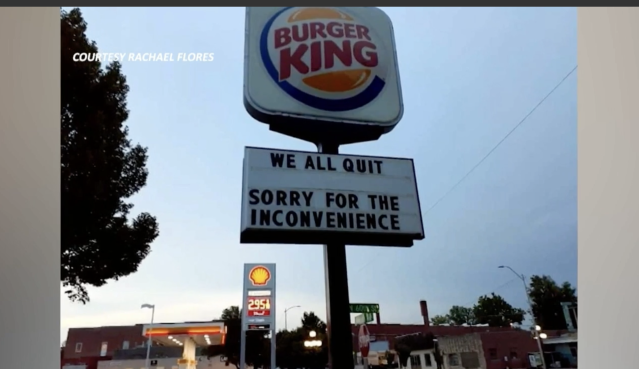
[354,313,374,325]
[244,7,403,146]
[350,303,380,314]
[240,147,424,247]
[358,324,371,358]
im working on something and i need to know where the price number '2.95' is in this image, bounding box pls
[248,297,271,311]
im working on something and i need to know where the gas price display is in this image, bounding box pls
[247,296,271,316]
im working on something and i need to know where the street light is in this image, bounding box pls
[284,305,301,331]
[498,266,547,369]
[304,340,322,348]
[141,303,155,369]
[304,330,322,349]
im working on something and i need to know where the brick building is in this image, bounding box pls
[62,322,222,369]
[478,331,540,369]
[62,300,552,369]
[349,300,516,350]
[63,324,149,360]
[406,331,540,369]
[349,300,562,369]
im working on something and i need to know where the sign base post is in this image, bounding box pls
[319,142,355,369]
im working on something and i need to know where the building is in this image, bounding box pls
[63,324,149,360]
[96,356,228,369]
[62,321,225,369]
[62,300,543,369]
[61,324,149,369]
[406,331,540,369]
[542,332,577,367]
[350,300,516,351]
[350,301,559,369]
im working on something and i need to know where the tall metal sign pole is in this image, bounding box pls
[240,263,276,369]
[242,7,423,369]
[317,142,352,367]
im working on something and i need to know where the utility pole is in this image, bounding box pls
[498,266,547,369]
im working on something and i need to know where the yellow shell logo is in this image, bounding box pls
[249,266,271,286]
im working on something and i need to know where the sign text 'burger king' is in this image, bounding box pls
[262,7,388,111]
[271,8,381,88]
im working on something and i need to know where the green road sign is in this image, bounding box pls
[354,313,375,324]
[350,303,380,314]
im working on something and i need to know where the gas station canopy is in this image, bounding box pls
[142,321,226,347]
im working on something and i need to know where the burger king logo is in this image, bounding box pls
[260,7,388,112]
[248,266,271,286]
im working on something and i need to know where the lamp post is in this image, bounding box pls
[284,305,301,331]
[498,266,547,369]
[141,303,155,369]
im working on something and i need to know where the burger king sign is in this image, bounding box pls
[244,7,403,142]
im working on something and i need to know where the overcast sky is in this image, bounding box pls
[60,7,577,343]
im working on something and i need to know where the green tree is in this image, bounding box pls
[276,329,306,369]
[430,314,451,326]
[300,312,328,369]
[274,312,328,369]
[220,306,242,320]
[473,293,525,327]
[528,275,577,330]
[448,305,476,325]
[300,311,327,333]
[203,305,265,369]
[201,344,225,360]
[61,8,159,303]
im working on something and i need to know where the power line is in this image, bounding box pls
[420,65,577,217]
[352,65,578,276]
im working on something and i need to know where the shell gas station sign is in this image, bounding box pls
[246,266,273,317]
[240,263,276,369]
[248,265,272,286]
[241,263,276,328]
